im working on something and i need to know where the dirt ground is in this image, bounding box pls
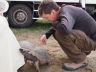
[13,30,96,72]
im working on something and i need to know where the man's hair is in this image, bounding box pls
[38,0,59,16]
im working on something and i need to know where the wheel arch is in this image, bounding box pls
[8,2,34,28]
[5,1,34,17]
[9,1,33,10]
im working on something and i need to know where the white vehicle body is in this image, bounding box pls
[5,0,96,28]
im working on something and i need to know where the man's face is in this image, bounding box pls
[42,10,58,23]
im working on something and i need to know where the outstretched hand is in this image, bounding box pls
[40,35,47,45]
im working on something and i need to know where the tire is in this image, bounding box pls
[8,4,33,28]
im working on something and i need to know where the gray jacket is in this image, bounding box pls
[45,4,96,40]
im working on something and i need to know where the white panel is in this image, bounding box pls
[53,0,79,3]
[86,0,96,4]
[6,0,79,3]
[6,0,96,4]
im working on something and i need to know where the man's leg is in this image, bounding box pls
[54,30,96,70]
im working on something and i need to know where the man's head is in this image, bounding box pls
[38,0,60,22]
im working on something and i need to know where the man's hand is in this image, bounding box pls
[40,35,47,45]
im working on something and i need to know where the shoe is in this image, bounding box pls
[62,62,88,71]
[85,51,91,55]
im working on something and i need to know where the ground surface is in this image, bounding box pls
[12,29,96,72]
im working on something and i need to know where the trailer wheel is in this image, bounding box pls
[8,4,33,28]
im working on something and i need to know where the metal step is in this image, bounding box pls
[33,17,43,20]
[33,1,40,4]
[33,10,38,12]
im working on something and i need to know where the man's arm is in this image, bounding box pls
[45,27,55,39]
[40,27,55,45]
[53,12,75,35]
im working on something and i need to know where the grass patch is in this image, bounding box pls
[11,20,52,34]
[29,20,52,31]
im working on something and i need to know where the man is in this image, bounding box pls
[38,0,96,71]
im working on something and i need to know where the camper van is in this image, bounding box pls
[6,0,96,28]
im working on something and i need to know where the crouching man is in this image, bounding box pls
[38,0,96,71]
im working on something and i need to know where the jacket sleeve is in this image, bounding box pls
[45,27,55,39]
[53,12,75,35]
